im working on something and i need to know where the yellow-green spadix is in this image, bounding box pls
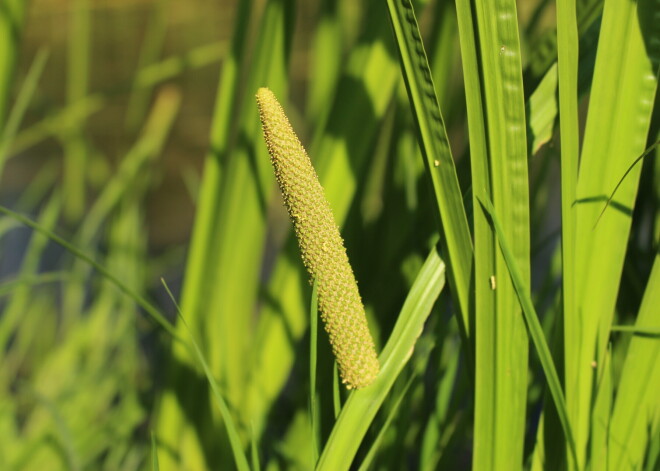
[256,87,380,389]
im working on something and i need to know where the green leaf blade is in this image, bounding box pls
[570,0,660,465]
[470,1,531,469]
[608,252,660,471]
[385,0,473,349]
[316,245,446,471]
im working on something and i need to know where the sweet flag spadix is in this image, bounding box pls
[256,87,380,389]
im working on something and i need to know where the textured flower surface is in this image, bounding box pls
[256,87,379,389]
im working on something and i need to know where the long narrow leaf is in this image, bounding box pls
[0,0,27,128]
[571,0,660,464]
[478,196,579,470]
[556,0,581,466]
[0,48,49,177]
[316,244,446,471]
[151,433,160,471]
[454,0,494,402]
[0,205,182,343]
[471,1,531,467]
[161,281,250,471]
[608,252,660,470]
[385,0,473,350]
[357,373,416,471]
[610,325,660,337]
[159,3,295,466]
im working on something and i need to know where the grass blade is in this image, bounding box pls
[593,139,660,229]
[194,0,294,410]
[556,0,581,465]
[161,280,250,471]
[0,0,27,127]
[470,0,531,467]
[306,0,342,125]
[0,193,61,361]
[523,0,603,93]
[250,423,261,471]
[608,251,660,470]
[385,0,473,349]
[0,204,181,343]
[125,0,171,131]
[7,42,225,160]
[478,196,579,470]
[151,433,160,471]
[62,0,91,221]
[527,62,558,155]
[589,339,612,471]
[170,0,252,343]
[556,0,580,344]
[0,48,49,177]
[0,271,69,298]
[332,364,341,419]
[454,0,494,407]
[63,87,181,327]
[610,325,660,337]
[159,2,295,466]
[570,0,660,464]
[316,244,446,471]
[357,373,416,471]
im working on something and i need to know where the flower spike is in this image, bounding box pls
[256,87,380,389]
